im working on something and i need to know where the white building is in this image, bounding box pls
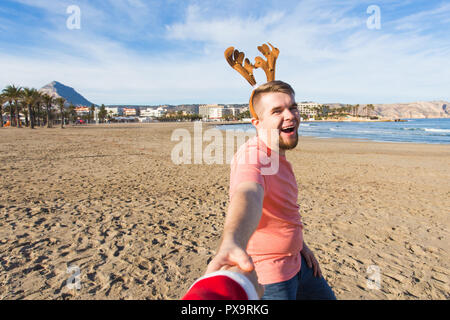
[199,104,237,120]
[123,108,137,116]
[75,106,90,116]
[199,104,221,118]
[227,107,241,117]
[209,107,233,120]
[140,108,166,118]
[297,102,319,117]
[105,107,123,116]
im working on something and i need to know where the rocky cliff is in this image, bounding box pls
[39,81,94,106]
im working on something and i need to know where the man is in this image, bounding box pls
[206,81,336,300]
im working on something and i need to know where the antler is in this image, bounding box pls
[254,43,279,82]
[224,47,257,86]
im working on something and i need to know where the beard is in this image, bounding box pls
[279,131,299,150]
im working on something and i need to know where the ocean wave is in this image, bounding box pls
[402,127,424,131]
[424,128,450,133]
[329,128,385,135]
[402,127,450,133]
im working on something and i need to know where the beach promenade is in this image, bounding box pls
[0,123,448,299]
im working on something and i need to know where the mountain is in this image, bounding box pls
[39,81,94,106]
[327,101,449,119]
[372,101,449,119]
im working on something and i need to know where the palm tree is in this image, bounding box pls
[365,104,375,118]
[22,88,40,129]
[21,101,29,127]
[90,104,96,124]
[2,85,23,127]
[0,93,5,127]
[98,104,107,123]
[368,104,375,118]
[69,105,77,124]
[42,94,54,128]
[35,92,45,127]
[353,104,360,117]
[55,97,66,128]
[35,93,42,127]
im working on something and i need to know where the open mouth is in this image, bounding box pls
[280,125,296,134]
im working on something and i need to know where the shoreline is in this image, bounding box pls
[214,122,450,146]
[215,117,450,125]
[298,134,450,146]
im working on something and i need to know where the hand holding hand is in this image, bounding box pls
[220,265,265,299]
[205,239,254,274]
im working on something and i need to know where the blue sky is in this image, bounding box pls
[0,0,449,105]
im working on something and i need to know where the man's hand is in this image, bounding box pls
[206,239,254,274]
[301,242,323,278]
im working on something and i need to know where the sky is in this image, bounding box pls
[0,0,449,105]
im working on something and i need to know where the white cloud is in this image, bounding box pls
[166,4,286,46]
[392,2,450,31]
[163,1,450,103]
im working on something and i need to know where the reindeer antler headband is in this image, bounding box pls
[224,43,280,119]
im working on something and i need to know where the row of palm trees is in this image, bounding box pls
[1,85,67,128]
[309,104,377,119]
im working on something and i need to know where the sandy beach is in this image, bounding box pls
[0,122,448,300]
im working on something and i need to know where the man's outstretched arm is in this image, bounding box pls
[206,181,264,274]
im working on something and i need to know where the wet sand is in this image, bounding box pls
[0,123,448,299]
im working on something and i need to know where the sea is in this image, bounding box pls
[217,118,450,145]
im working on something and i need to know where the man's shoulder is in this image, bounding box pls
[232,136,269,167]
[235,136,271,156]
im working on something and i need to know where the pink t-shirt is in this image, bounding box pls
[229,136,304,285]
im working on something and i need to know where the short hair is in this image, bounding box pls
[250,81,296,119]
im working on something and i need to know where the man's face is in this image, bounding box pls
[252,92,300,153]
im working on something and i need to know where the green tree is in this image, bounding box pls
[368,104,375,118]
[222,114,235,122]
[237,110,251,120]
[364,104,375,118]
[42,94,54,128]
[90,104,96,124]
[33,91,43,127]
[0,93,5,127]
[2,85,23,127]
[352,104,360,117]
[0,94,11,127]
[37,91,47,127]
[68,105,77,124]
[21,101,29,127]
[55,97,66,128]
[98,104,107,123]
[320,105,330,117]
[21,88,40,129]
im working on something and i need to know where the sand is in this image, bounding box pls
[0,122,448,300]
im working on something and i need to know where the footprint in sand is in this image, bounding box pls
[113,243,125,257]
